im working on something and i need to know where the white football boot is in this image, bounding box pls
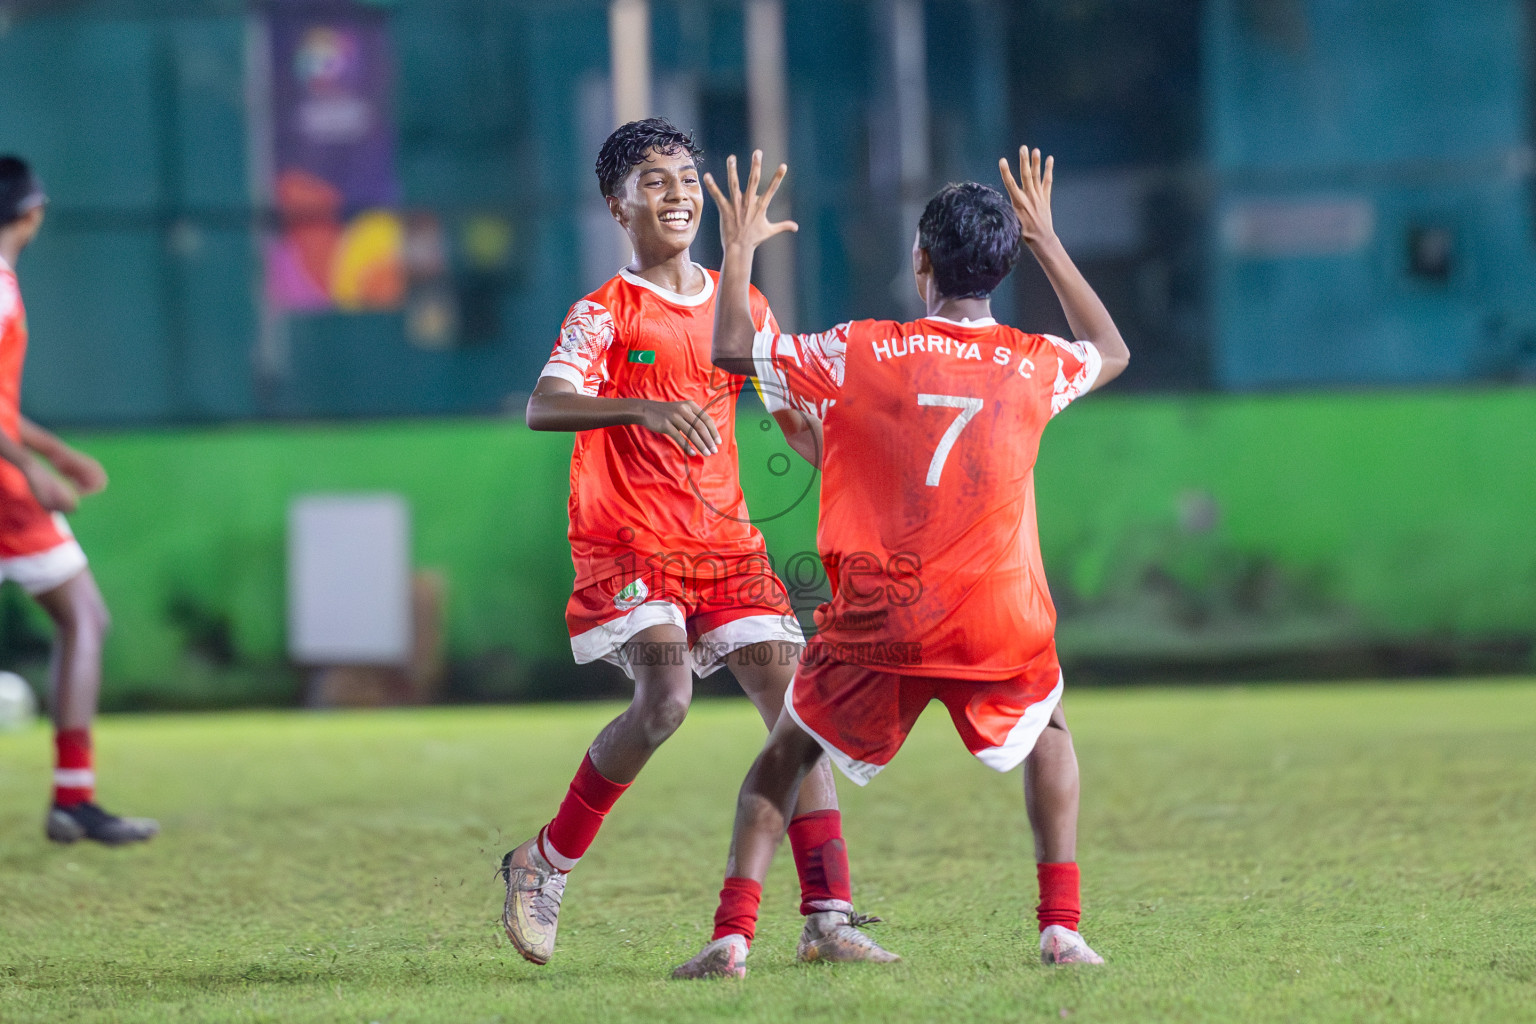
[797,910,901,963]
[1039,924,1105,965]
[671,934,749,979]
[498,835,567,965]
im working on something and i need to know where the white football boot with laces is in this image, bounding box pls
[797,910,901,963]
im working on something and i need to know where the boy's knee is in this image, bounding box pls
[633,691,690,746]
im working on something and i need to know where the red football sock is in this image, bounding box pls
[711,876,764,944]
[53,728,94,807]
[1036,861,1082,932]
[788,809,853,915]
[539,751,630,872]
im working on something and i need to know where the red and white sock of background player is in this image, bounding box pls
[534,750,630,873]
[53,728,95,808]
[1037,861,1083,932]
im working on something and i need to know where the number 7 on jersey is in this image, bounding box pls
[917,394,984,486]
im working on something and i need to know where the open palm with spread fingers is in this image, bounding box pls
[704,150,798,252]
[1000,145,1055,247]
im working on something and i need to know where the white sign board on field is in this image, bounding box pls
[288,494,411,665]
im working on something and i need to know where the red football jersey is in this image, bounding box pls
[0,259,26,444]
[0,257,71,558]
[753,315,1101,679]
[541,266,778,589]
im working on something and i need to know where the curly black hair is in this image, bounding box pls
[594,118,703,198]
[0,155,47,227]
[917,182,1023,300]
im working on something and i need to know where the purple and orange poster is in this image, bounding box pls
[265,2,404,313]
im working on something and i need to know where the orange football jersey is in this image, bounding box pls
[0,260,26,444]
[753,315,1101,680]
[541,266,778,589]
[0,257,71,558]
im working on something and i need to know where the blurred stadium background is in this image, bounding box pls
[0,0,1532,711]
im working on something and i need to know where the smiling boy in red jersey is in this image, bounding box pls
[497,120,892,969]
[672,147,1129,978]
[0,156,158,846]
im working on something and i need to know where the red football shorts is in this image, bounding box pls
[0,466,88,595]
[567,565,804,679]
[786,642,1065,785]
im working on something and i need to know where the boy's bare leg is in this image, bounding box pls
[728,643,892,960]
[727,641,836,814]
[674,710,898,977]
[35,569,157,845]
[1024,701,1102,964]
[34,570,109,732]
[503,623,695,964]
[671,712,820,978]
[724,710,826,880]
[587,623,696,783]
[1023,702,1078,863]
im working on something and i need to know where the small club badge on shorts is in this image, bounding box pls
[614,577,650,611]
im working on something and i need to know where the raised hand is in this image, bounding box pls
[704,150,798,252]
[999,145,1055,247]
[999,145,1131,389]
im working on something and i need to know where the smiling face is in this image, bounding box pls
[607,147,703,264]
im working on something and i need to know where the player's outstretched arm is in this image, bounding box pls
[1001,146,1130,391]
[703,151,798,378]
[525,376,721,457]
[21,416,107,495]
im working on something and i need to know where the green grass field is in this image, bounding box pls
[2,681,1534,1023]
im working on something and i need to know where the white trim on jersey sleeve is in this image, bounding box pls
[752,327,791,412]
[747,304,788,412]
[547,299,616,397]
[753,325,848,419]
[537,361,590,392]
[1045,335,1103,417]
